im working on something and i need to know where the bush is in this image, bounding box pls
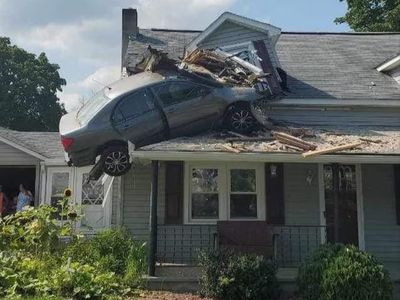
[65,228,147,285]
[297,244,393,300]
[199,250,280,300]
[52,261,128,299]
[0,206,146,298]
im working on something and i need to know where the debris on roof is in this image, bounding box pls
[131,45,281,98]
[138,125,400,156]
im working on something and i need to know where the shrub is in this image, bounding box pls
[297,244,393,300]
[0,207,146,298]
[65,228,147,286]
[199,250,280,300]
[52,261,128,299]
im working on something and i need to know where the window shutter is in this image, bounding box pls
[265,163,285,224]
[252,40,282,96]
[165,161,184,224]
[394,165,400,225]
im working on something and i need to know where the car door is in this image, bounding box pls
[112,88,166,147]
[153,81,220,137]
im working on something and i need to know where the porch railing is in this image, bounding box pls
[157,225,217,265]
[156,224,327,267]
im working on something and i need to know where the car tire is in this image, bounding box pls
[101,146,131,177]
[226,104,256,134]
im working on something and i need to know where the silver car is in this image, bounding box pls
[60,72,263,176]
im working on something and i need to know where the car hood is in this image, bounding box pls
[224,86,266,103]
[59,110,80,136]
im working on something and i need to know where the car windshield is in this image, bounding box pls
[77,90,110,124]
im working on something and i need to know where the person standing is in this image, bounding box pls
[0,185,8,217]
[16,184,33,212]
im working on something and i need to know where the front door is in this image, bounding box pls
[76,167,112,231]
[324,164,358,246]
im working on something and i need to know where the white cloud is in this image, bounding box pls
[136,0,237,28]
[60,65,120,111]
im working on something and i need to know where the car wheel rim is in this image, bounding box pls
[231,110,253,131]
[104,151,128,174]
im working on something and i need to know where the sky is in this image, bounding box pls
[0,0,350,111]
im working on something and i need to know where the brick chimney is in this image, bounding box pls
[121,8,138,73]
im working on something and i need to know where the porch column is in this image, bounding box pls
[148,160,159,276]
[332,163,340,242]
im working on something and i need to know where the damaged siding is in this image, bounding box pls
[197,20,280,69]
[363,165,400,273]
[122,162,165,241]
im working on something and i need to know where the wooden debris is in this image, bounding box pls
[359,137,382,144]
[302,142,363,158]
[272,131,317,151]
[219,144,241,153]
[226,136,275,143]
[227,131,248,139]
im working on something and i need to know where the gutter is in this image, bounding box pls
[131,150,400,164]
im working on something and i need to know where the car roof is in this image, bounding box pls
[104,72,166,99]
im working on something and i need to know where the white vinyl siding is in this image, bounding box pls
[0,141,39,165]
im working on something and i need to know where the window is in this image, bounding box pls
[191,168,219,219]
[230,169,257,218]
[187,163,264,223]
[77,91,110,124]
[47,170,71,219]
[155,82,209,107]
[81,174,104,205]
[112,89,155,123]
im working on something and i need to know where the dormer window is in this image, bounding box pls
[377,55,400,84]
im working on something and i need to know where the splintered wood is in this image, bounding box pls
[302,142,363,158]
[272,131,317,151]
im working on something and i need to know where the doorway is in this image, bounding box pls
[0,166,36,213]
[323,164,358,246]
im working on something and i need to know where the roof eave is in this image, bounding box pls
[131,150,400,164]
[186,11,281,52]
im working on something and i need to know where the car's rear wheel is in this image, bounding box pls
[101,146,131,177]
[226,104,256,134]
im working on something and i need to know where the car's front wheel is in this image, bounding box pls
[101,146,131,176]
[226,104,256,134]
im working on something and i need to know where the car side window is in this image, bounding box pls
[155,81,210,107]
[112,89,155,123]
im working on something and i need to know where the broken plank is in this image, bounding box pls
[272,131,317,151]
[302,142,363,158]
[226,137,274,143]
[359,137,382,144]
[227,131,248,139]
[219,144,241,153]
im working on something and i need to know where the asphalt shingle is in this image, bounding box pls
[125,30,400,100]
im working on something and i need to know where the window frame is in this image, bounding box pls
[184,162,265,224]
[111,88,156,124]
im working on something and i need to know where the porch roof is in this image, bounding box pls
[134,126,400,163]
[0,129,63,160]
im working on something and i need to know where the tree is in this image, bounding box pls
[335,0,400,31]
[0,37,66,131]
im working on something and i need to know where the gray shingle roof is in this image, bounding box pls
[0,129,63,159]
[277,33,400,100]
[125,30,400,100]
